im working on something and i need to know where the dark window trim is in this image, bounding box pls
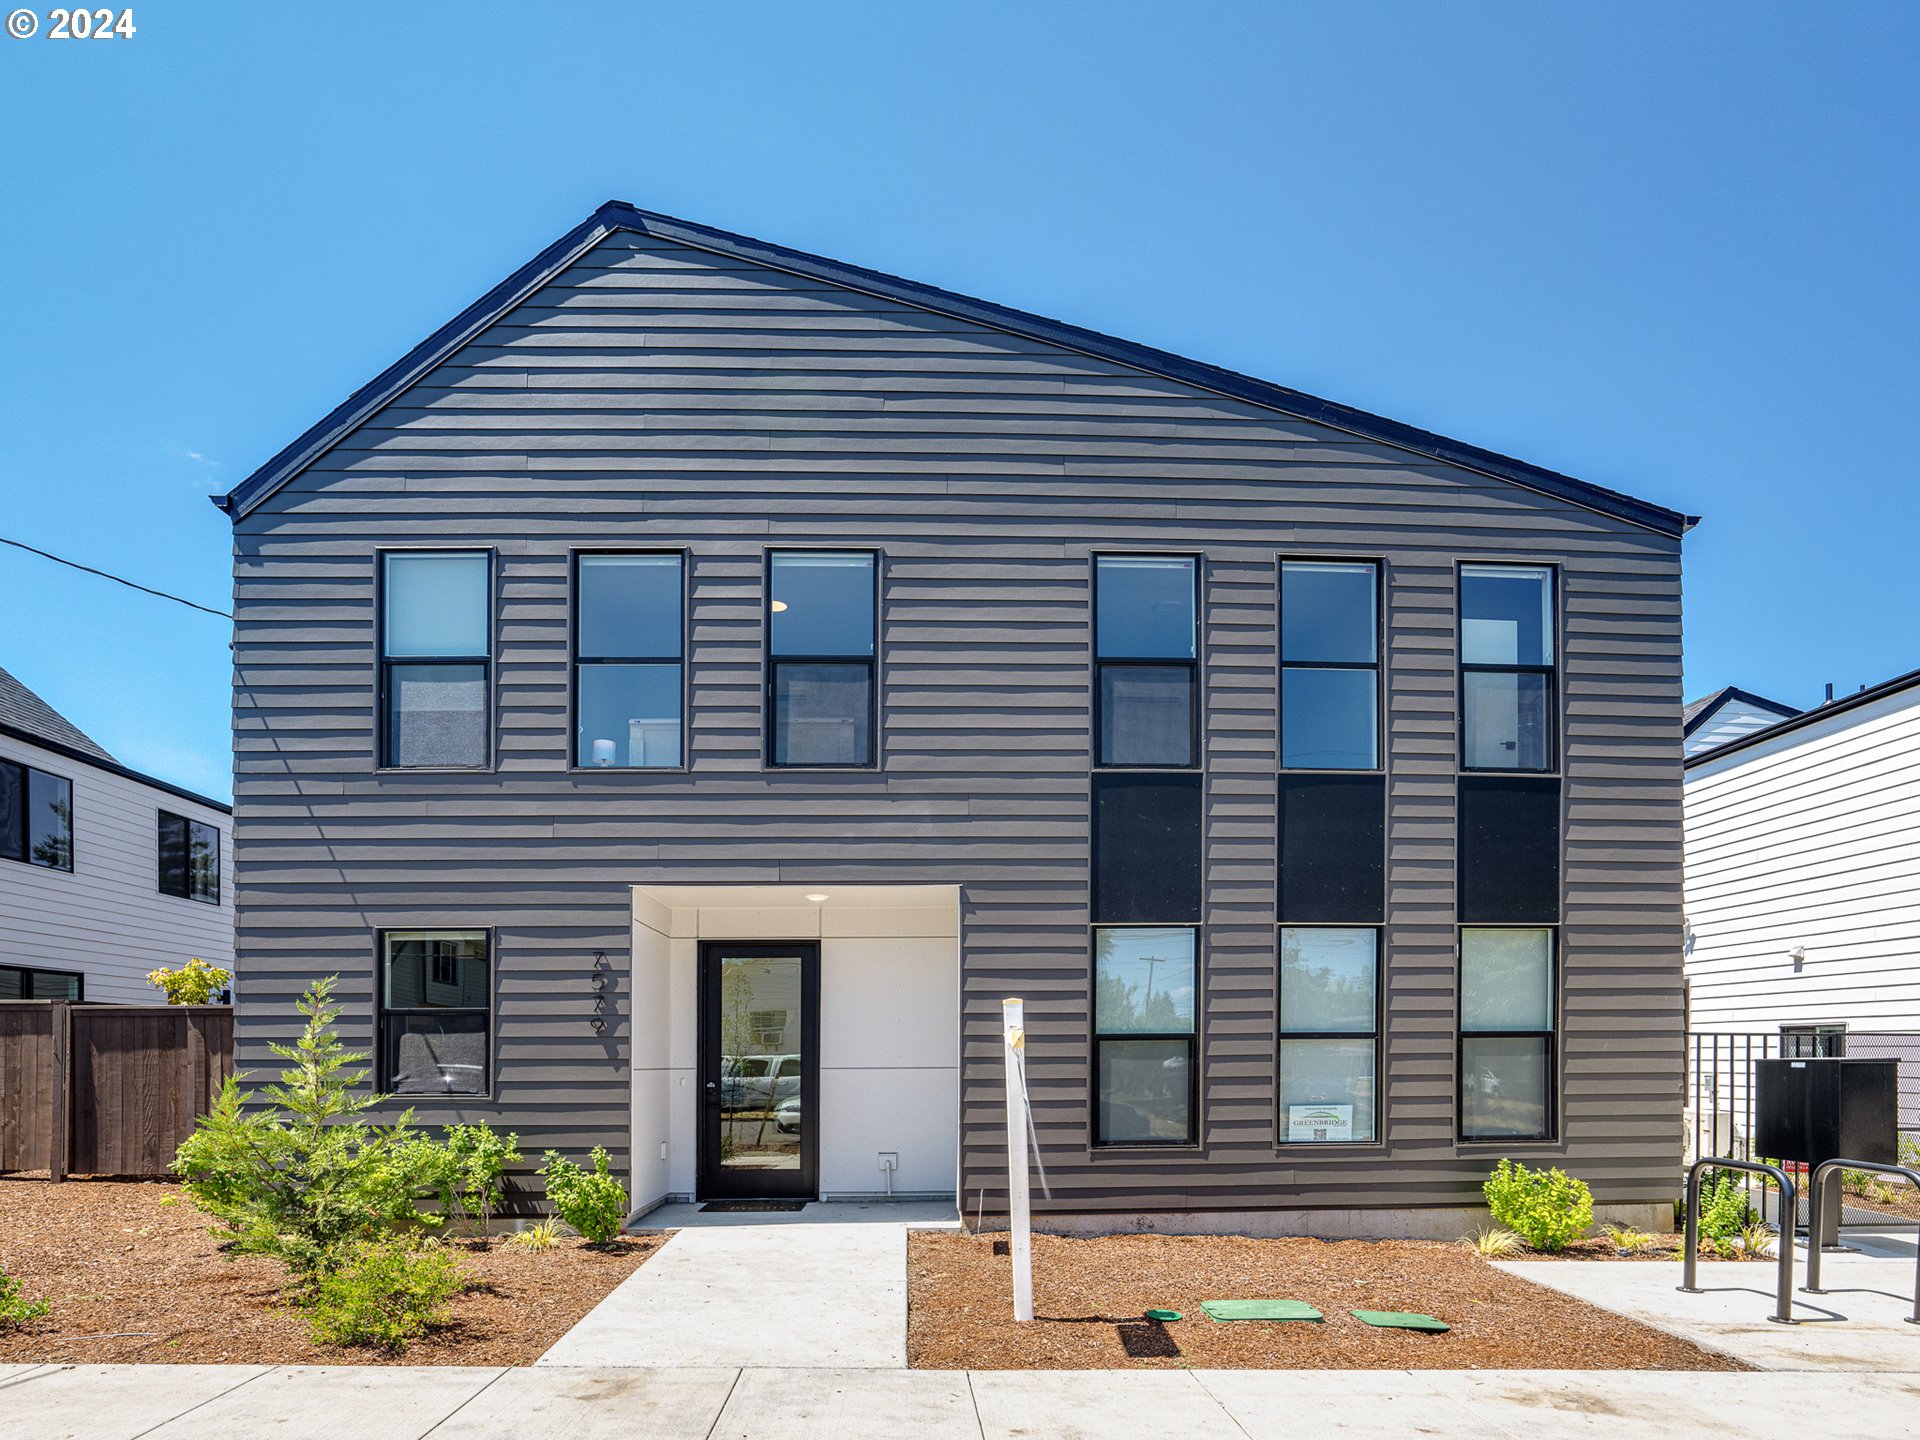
[1276,924,1385,1149]
[762,548,882,771]
[1092,552,1202,772]
[0,961,85,1001]
[1277,554,1386,775]
[568,547,689,771]
[156,808,222,906]
[375,926,496,1100]
[1456,560,1561,776]
[1455,925,1559,1144]
[1089,922,1202,1149]
[1,756,75,873]
[374,548,496,772]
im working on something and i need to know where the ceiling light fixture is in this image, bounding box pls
[770,600,789,612]
[805,893,830,903]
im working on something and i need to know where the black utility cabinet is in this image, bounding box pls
[1754,1058,1898,1167]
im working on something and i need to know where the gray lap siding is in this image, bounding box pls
[229,230,1685,1213]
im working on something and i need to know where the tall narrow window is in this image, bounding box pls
[1278,928,1379,1143]
[380,552,491,769]
[158,810,221,904]
[574,553,684,768]
[1460,564,1555,771]
[1093,926,1197,1144]
[0,759,73,872]
[1280,560,1379,770]
[767,551,877,768]
[1459,928,1555,1140]
[1094,556,1197,768]
[380,930,491,1096]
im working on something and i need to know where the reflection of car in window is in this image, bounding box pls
[773,1095,802,1134]
[720,1054,802,1107]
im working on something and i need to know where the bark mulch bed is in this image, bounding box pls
[908,1232,1748,1371]
[0,1178,664,1366]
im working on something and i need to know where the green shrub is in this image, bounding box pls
[541,1147,628,1244]
[147,958,233,1005]
[1695,1172,1753,1241]
[305,1237,465,1350]
[0,1267,50,1328]
[1482,1159,1594,1252]
[442,1123,521,1238]
[172,977,446,1283]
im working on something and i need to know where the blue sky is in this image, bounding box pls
[2,1,1914,803]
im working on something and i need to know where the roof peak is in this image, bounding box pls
[216,201,1700,537]
[0,662,115,763]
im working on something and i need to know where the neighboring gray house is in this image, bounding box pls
[1682,685,1797,758]
[212,201,1695,1234]
[1,664,234,1003]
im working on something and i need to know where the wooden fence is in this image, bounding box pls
[0,1002,234,1179]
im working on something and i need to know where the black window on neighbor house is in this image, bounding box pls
[1458,927,1556,1141]
[1460,564,1556,772]
[380,930,491,1097]
[1093,926,1198,1144]
[573,552,684,769]
[0,963,83,1000]
[767,551,878,768]
[1280,560,1379,770]
[0,758,73,872]
[1094,555,1198,768]
[1278,927,1380,1144]
[379,551,491,769]
[157,811,221,904]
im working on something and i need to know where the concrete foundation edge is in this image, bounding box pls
[968,1202,1672,1242]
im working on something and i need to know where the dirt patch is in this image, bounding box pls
[0,1178,663,1366]
[907,1231,1748,1370]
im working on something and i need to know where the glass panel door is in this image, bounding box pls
[698,941,819,1199]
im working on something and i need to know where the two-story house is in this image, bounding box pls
[1,664,233,1002]
[212,202,1695,1235]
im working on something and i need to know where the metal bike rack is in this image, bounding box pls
[1802,1158,1920,1323]
[1680,1157,1797,1324]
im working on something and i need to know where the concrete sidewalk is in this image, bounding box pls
[7,1362,1920,1439]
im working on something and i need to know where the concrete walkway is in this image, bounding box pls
[8,1362,1920,1439]
[538,1201,957,1369]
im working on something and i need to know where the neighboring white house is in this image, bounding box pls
[1684,667,1920,1038]
[0,663,233,1003]
[1682,685,1798,758]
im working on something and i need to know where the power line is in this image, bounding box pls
[0,535,232,620]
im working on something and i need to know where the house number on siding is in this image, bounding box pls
[590,951,610,1033]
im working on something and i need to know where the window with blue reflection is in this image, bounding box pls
[770,552,875,657]
[1095,556,1196,659]
[575,554,683,768]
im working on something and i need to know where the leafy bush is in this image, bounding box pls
[172,977,445,1282]
[305,1237,465,1350]
[541,1147,628,1244]
[1465,1224,1523,1257]
[147,958,232,1005]
[441,1123,521,1238]
[0,1266,50,1328]
[1695,1172,1753,1241]
[1738,1222,1777,1258]
[1482,1159,1594,1252]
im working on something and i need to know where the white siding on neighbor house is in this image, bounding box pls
[1684,687,1920,1032]
[0,730,234,1003]
[1685,697,1797,757]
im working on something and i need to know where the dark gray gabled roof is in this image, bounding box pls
[1682,685,1799,736]
[213,201,1700,537]
[1686,666,1920,768]
[0,663,114,762]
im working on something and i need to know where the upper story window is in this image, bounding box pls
[574,553,684,769]
[0,758,73,872]
[157,810,221,905]
[1460,564,1555,772]
[1094,555,1197,768]
[1280,560,1379,770]
[379,552,491,769]
[767,551,877,768]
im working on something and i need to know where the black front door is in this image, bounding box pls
[697,940,820,1200]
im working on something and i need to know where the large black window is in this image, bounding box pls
[1458,774,1560,924]
[1093,926,1197,1144]
[1460,564,1555,772]
[574,552,684,768]
[379,551,491,769]
[1280,560,1379,770]
[380,930,491,1096]
[1458,927,1555,1140]
[1092,772,1202,924]
[1094,556,1197,768]
[767,551,877,768]
[157,810,221,904]
[1278,927,1379,1144]
[0,759,73,872]
[0,963,83,1000]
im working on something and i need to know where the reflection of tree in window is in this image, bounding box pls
[1094,930,1189,1032]
[31,793,71,869]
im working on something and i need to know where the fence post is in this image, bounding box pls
[48,1001,70,1182]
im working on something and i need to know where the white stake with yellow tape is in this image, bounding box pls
[1002,996,1033,1322]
